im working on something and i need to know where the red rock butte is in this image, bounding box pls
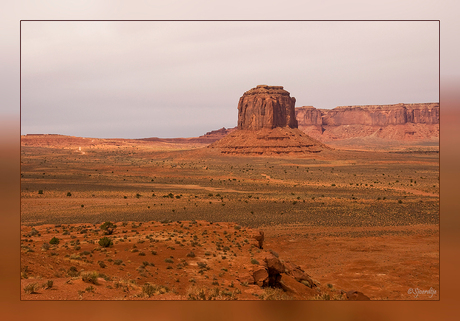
[211,85,329,155]
[238,85,298,130]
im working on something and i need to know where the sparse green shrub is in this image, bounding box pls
[68,266,79,277]
[250,258,259,265]
[81,271,99,284]
[164,258,174,264]
[98,237,113,248]
[24,283,39,294]
[66,192,72,197]
[43,280,53,289]
[85,285,95,293]
[260,287,292,300]
[100,221,116,235]
[38,190,43,195]
[142,283,156,297]
[49,237,60,245]
[142,283,169,297]
[186,251,196,258]
[313,293,331,300]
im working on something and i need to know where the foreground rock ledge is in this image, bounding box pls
[20,220,369,300]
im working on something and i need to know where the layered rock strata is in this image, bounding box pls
[210,127,329,155]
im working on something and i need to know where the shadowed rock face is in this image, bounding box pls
[238,85,298,130]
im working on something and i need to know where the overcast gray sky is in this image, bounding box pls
[21,21,439,138]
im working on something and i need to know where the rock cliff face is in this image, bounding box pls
[296,103,439,145]
[295,106,323,126]
[238,85,298,130]
[296,103,439,127]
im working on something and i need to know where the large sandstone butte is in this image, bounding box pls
[211,85,329,155]
[238,85,298,130]
[295,103,439,146]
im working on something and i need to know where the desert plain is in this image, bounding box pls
[20,132,439,300]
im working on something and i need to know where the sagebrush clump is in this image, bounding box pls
[49,237,60,245]
[100,221,117,235]
[98,237,113,247]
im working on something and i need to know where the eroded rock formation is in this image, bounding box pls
[238,85,298,130]
[211,85,328,155]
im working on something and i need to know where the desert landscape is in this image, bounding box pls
[20,85,439,300]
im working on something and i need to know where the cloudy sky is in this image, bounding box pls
[21,20,439,138]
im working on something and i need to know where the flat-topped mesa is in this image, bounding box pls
[296,103,439,127]
[295,103,439,143]
[323,103,439,126]
[238,85,298,130]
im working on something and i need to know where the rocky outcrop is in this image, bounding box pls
[238,85,298,130]
[252,230,265,249]
[193,127,237,143]
[284,261,316,288]
[346,290,371,301]
[295,106,323,126]
[141,127,237,144]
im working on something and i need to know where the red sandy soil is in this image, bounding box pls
[20,134,439,300]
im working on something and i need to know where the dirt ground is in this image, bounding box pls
[20,135,439,300]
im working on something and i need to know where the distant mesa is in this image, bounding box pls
[211,85,329,155]
[296,103,439,143]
